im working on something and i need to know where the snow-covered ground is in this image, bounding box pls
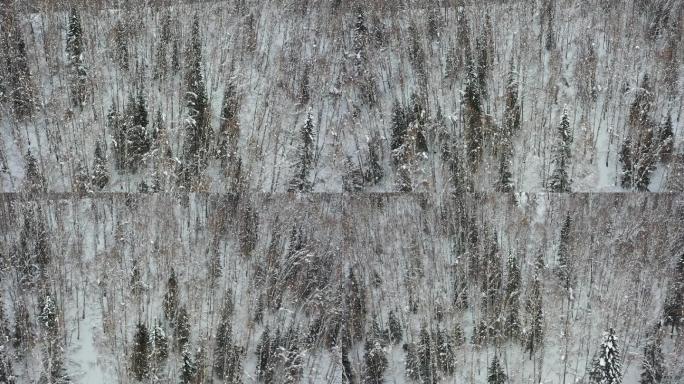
[0,0,682,192]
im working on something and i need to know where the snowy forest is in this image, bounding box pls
[0,0,683,192]
[0,0,684,383]
[0,193,683,383]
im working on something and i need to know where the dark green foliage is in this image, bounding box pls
[163,269,179,321]
[24,150,46,193]
[366,133,384,185]
[179,345,196,384]
[66,8,87,107]
[216,81,241,168]
[288,113,315,192]
[179,15,212,188]
[452,270,468,310]
[38,293,69,383]
[390,101,407,156]
[387,310,402,344]
[589,328,622,384]
[488,355,506,384]
[13,301,31,350]
[504,252,521,339]
[464,50,483,167]
[621,74,656,191]
[363,323,388,384]
[556,214,575,291]
[658,115,673,162]
[113,20,129,71]
[255,326,274,383]
[347,268,367,341]
[213,294,234,379]
[663,253,684,333]
[525,277,544,359]
[435,327,455,375]
[0,350,15,384]
[418,324,436,383]
[131,322,150,380]
[1,8,34,118]
[239,202,258,256]
[175,306,190,351]
[151,323,169,365]
[92,141,109,190]
[497,144,514,192]
[640,325,664,384]
[404,343,420,381]
[548,109,572,192]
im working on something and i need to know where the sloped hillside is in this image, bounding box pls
[0,0,682,193]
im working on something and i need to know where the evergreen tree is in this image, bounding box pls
[0,294,8,343]
[496,144,514,192]
[24,150,46,193]
[476,36,489,99]
[216,81,241,168]
[663,252,683,333]
[213,294,234,379]
[367,132,384,184]
[487,355,506,384]
[38,293,69,383]
[284,326,304,384]
[452,270,468,310]
[13,301,31,351]
[346,268,367,341]
[499,57,520,165]
[255,326,273,382]
[404,343,420,381]
[163,269,179,322]
[2,7,34,118]
[151,323,169,365]
[435,327,455,375]
[548,109,572,192]
[179,345,197,384]
[131,322,150,381]
[73,160,90,195]
[288,112,315,192]
[525,277,544,359]
[343,157,364,192]
[38,294,57,334]
[387,310,402,344]
[0,350,15,384]
[589,328,622,384]
[418,324,435,383]
[153,13,172,80]
[130,261,144,298]
[113,20,129,71]
[463,50,483,168]
[556,214,575,292]
[363,325,388,384]
[409,94,429,154]
[390,101,407,159]
[179,15,212,188]
[658,115,673,162]
[175,306,190,351]
[640,324,664,384]
[92,141,109,190]
[194,345,207,384]
[299,62,311,106]
[504,252,521,339]
[66,8,87,107]
[239,202,258,256]
[453,322,465,346]
[621,74,656,191]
